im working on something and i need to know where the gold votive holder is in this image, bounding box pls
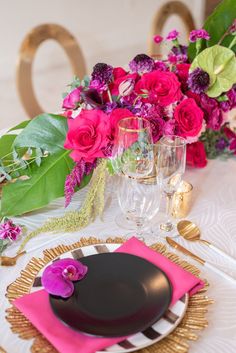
[171,180,193,219]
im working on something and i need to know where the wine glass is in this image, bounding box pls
[156,135,186,235]
[111,117,154,178]
[117,173,161,240]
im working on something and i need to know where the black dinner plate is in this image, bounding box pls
[49,252,172,337]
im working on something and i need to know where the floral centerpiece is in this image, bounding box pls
[0,0,236,220]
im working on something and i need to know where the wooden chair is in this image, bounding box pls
[148,1,195,57]
[16,23,87,118]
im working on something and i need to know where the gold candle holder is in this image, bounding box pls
[171,180,193,219]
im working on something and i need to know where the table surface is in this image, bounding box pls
[1,159,236,353]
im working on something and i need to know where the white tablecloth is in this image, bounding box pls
[1,159,236,353]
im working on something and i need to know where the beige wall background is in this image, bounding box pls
[0,0,205,129]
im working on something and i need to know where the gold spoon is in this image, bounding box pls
[177,220,236,265]
[0,251,26,266]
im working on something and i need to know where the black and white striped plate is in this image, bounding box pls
[32,243,188,353]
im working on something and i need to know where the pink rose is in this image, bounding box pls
[109,108,133,140]
[64,109,110,162]
[113,67,127,80]
[135,70,182,106]
[174,98,204,137]
[62,87,81,109]
[176,63,190,91]
[186,141,207,168]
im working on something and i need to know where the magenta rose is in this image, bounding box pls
[62,87,82,109]
[186,141,207,168]
[174,98,204,137]
[135,70,182,106]
[64,109,110,162]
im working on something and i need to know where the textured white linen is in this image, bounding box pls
[1,159,236,352]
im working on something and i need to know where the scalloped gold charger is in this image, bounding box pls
[6,237,213,353]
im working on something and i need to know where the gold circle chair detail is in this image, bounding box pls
[16,23,87,118]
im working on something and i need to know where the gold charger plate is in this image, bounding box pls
[6,237,213,353]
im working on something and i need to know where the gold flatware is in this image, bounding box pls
[0,232,71,266]
[178,220,236,265]
[166,237,236,285]
[0,251,26,266]
[0,346,7,353]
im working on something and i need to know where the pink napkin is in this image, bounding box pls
[14,237,204,353]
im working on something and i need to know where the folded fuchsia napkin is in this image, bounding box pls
[14,237,204,353]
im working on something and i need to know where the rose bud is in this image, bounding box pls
[118,79,134,97]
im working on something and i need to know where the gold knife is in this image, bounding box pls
[166,237,236,285]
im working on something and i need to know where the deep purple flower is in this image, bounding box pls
[154,61,169,71]
[189,29,210,42]
[229,19,236,34]
[103,102,118,113]
[64,159,96,207]
[166,30,179,41]
[42,258,88,298]
[91,63,113,85]
[129,54,155,74]
[89,79,107,92]
[188,68,210,94]
[0,220,22,241]
[132,102,162,120]
[220,100,231,112]
[171,45,187,56]
[216,138,228,151]
[147,117,165,142]
[80,88,103,108]
[200,94,223,130]
[153,35,163,44]
[227,85,236,108]
[168,45,188,64]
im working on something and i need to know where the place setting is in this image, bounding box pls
[1,2,236,353]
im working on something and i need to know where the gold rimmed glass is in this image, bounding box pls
[156,135,186,235]
[111,117,154,178]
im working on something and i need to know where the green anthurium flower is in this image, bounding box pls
[190,45,236,97]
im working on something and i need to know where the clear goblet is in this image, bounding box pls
[156,135,186,235]
[117,173,161,240]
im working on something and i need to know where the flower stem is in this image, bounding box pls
[107,88,113,103]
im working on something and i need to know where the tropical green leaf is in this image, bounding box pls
[190,45,236,97]
[0,120,30,160]
[14,114,68,153]
[0,149,91,217]
[8,120,30,132]
[0,134,17,159]
[188,0,236,61]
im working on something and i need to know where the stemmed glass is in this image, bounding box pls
[111,117,154,178]
[111,117,155,231]
[156,135,186,235]
[117,173,161,240]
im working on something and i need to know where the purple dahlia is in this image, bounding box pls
[188,68,210,94]
[129,54,155,74]
[91,63,113,85]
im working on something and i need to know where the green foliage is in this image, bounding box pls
[13,114,68,154]
[0,239,8,255]
[188,0,236,61]
[200,127,233,159]
[0,150,75,217]
[190,45,236,97]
